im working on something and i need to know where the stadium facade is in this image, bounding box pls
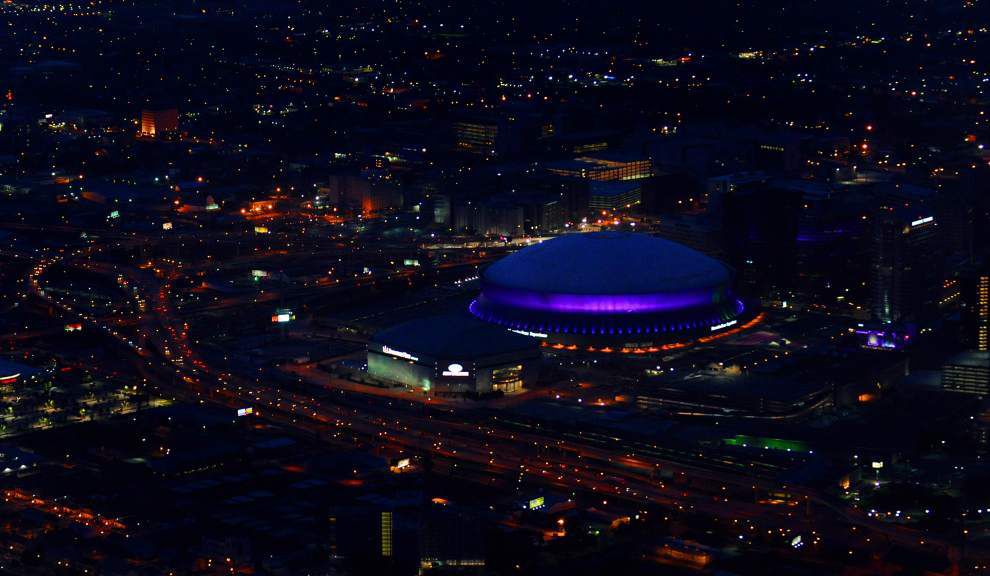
[469,232,748,350]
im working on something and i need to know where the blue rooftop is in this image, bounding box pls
[0,359,36,380]
[483,232,731,295]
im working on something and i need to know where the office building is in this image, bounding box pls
[545,153,653,182]
[454,121,499,157]
[588,181,642,212]
[942,352,990,396]
[871,213,941,323]
[139,108,179,137]
[960,268,990,352]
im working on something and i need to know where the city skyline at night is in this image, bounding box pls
[1,1,990,575]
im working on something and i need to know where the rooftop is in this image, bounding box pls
[944,351,990,368]
[482,232,732,295]
[0,359,37,380]
[371,314,538,359]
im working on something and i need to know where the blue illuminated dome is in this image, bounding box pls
[470,232,744,343]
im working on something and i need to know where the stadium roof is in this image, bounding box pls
[482,232,731,295]
[0,359,37,381]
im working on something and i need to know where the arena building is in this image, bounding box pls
[367,315,540,395]
[0,359,42,386]
[469,232,750,351]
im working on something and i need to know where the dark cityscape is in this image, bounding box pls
[1,0,990,574]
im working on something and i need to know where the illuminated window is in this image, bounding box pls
[380,511,392,557]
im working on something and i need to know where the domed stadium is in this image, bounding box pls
[469,232,746,348]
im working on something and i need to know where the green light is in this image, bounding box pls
[723,435,810,453]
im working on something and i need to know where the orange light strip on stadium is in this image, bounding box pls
[539,313,767,355]
[696,312,766,344]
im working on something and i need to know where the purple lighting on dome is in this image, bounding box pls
[480,284,719,315]
[470,297,747,338]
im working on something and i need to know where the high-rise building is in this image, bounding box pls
[453,200,525,237]
[588,181,642,212]
[952,266,990,352]
[419,504,486,575]
[705,172,768,216]
[720,182,801,297]
[454,121,499,157]
[431,194,451,225]
[942,352,990,396]
[535,198,565,234]
[380,511,393,558]
[504,194,566,235]
[871,214,941,324]
[453,107,547,159]
[324,173,403,215]
[139,108,179,137]
[975,271,989,352]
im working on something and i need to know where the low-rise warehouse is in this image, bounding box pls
[367,315,540,395]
